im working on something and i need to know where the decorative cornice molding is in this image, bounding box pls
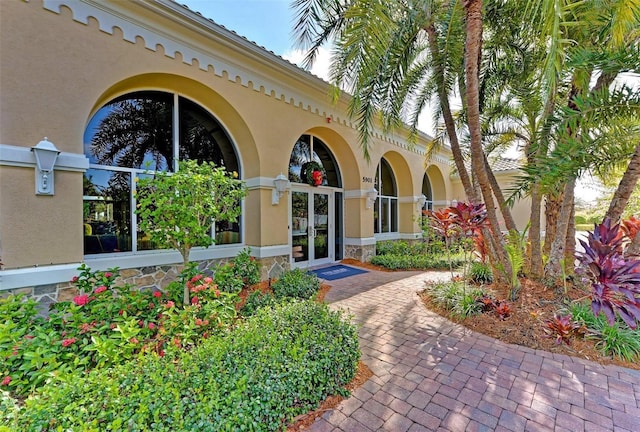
[40,0,435,156]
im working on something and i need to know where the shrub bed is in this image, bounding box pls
[370,253,464,270]
[4,301,360,432]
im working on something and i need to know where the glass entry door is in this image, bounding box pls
[291,188,333,267]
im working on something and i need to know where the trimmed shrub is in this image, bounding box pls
[240,290,277,316]
[8,301,359,432]
[213,262,244,293]
[370,253,464,270]
[271,268,320,300]
[232,248,261,286]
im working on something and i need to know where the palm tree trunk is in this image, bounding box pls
[528,183,543,277]
[425,24,478,203]
[483,152,517,232]
[565,199,576,276]
[544,190,562,258]
[463,0,512,282]
[545,177,576,278]
[606,142,640,223]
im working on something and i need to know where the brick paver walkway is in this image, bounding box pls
[309,267,640,431]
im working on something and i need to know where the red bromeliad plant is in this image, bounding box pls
[544,314,585,345]
[426,207,457,277]
[577,218,640,329]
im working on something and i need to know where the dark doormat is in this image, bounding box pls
[310,264,368,281]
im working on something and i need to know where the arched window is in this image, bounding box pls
[374,158,398,233]
[288,135,341,187]
[422,174,434,211]
[83,91,241,255]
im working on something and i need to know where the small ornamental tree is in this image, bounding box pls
[136,160,247,304]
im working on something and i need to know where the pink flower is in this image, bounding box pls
[191,296,199,305]
[73,294,90,306]
[138,320,144,327]
[104,272,113,278]
[1,376,11,386]
[110,323,117,329]
[204,277,213,284]
[61,338,76,347]
[71,276,79,283]
[118,310,124,316]
[129,337,139,344]
[94,285,107,294]
[165,300,175,309]
[195,318,203,326]
[153,291,162,298]
[148,322,156,330]
[158,350,165,357]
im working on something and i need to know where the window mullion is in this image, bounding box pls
[173,93,180,172]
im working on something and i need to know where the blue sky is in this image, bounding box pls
[180,0,296,55]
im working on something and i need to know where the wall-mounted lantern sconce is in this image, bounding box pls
[31,137,60,195]
[417,194,427,211]
[366,187,378,209]
[272,173,290,205]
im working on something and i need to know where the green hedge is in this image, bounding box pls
[370,253,464,270]
[5,301,360,432]
[271,268,320,300]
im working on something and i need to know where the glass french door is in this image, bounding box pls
[291,188,333,267]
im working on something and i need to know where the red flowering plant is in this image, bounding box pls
[576,218,640,329]
[157,272,237,352]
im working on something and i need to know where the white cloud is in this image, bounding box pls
[282,46,332,82]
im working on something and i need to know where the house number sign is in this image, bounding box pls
[362,177,373,183]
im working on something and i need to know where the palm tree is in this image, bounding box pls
[291,0,518,280]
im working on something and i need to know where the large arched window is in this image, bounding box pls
[288,135,341,187]
[83,91,241,255]
[374,158,398,233]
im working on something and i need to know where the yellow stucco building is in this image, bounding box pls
[0,0,530,301]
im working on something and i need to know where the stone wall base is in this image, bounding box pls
[344,244,376,262]
[1,255,290,316]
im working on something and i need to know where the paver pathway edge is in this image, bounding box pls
[308,269,640,432]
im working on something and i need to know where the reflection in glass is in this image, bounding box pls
[292,191,309,262]
[87,92,173,171]
[288,135,341,187]
[374,158,398,234]
[83,169,131,254]
[83,92,242,255]
[314,193,329,260]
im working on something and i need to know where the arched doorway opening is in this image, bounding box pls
[288,135,342,267]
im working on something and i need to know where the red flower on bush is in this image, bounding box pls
[148,322,156,330]
[165,300,175,309]
[71,276,79,283]
[61,338,76,347]
[1,376,11,386]
[153,291,162,298]
[191,296,199,305]
[94,285,107,294]
[73,294,90,306]
[195,318,203,326]
[104,272,113,278]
